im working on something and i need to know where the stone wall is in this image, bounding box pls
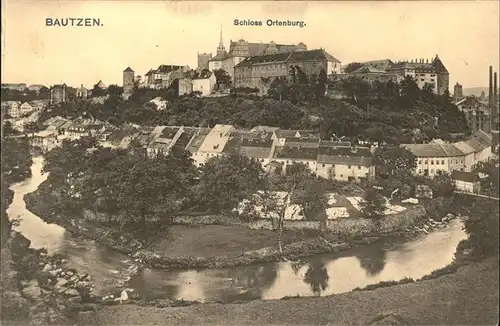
[82,197,449,238]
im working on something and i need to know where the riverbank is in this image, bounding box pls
[24,180,460,271]
[79,256,499,325]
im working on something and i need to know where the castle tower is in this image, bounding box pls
[453,82,463,101]
[197,52,212,70]
[216,26,226,56]
[123,67,135,94]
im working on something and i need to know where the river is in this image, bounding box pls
[7,157,468,303]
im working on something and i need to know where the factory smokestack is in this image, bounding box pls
[489,66,493,106]
[494,72,498,131]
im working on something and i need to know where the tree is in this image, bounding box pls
[360,187,386,219]
[107,85,124,96]
[462,199,499,258]
[198,150,266,212]
[2,121,17,136]
[316,69,328,100]
[213,69,232,90]
[373,147,417,178]
[473,159,499,197]
[343,62,364,74]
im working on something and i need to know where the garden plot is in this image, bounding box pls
[346,196,407,216]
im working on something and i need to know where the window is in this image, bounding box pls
[431,169,434,173]
[431,79,435,82]
[436,160,439,165]
[431,160,434,164]
[424,160,428,164]
[455,160,458,164]
[418,169,421,173]
[461,159,464,163]
[420,79,424,81]
[358,166,361,170]
[322,164,325,167]
[418,160,422,164]
[340,174,343,178]
[441,160,445,165]
[348,165,351,169]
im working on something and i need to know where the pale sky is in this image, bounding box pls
[2,1,499,89]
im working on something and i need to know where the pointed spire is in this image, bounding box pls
[219,25,223,46]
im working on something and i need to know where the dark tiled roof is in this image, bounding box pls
[275,129,299,138]
[359,59,394,71]
[289,49,341,63]
[402,143,465,157]
[229,41,300,57]
[386,55,448,74]
[156,65,184,73]
[274,146,318,160]
[123,67,134,72]
[285,137,320,148]
[210,53,229,61]
[222,137,242,153]
[317,146,373,166]
[319,140,352,148]
[235,49,341,68]
[193,71,213,79]
[108,125,137,143]
[240,146,272,159]
[235,53,292,68]
[160,127,180,139]
[173,128,198,148]
[241,138,273,147]
[451,170,479,183]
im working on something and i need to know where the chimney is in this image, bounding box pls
[494,71,498,131]
[494,72,498,105]
[489,66,493,106]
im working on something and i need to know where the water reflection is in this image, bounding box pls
[303,258,330,296]
[129,220,466,303]
[355,245,387,277]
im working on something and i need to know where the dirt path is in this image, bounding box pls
[79,257,499,325]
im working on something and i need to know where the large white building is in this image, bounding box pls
[402,130,493,177]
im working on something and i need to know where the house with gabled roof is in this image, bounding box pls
[192,70,216,96]
[193,124,235,166]
[402,130,493,177]
[451,170,481,193]
[271,144,318,174]
[316,146,374,182]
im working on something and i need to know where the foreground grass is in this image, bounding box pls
[79,257,499,325]
[148,225,321,258]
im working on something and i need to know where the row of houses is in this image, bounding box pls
[402,130,494,177]
[32,117,494,184]
[32,119,376,182]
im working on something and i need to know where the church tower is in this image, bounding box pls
[216,26,226,56]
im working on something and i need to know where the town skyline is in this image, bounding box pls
[2,1,499,88]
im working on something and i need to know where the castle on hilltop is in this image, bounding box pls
[345,56,450,95]
[202,28,308,82]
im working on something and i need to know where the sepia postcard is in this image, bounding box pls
[1,1,499,325]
